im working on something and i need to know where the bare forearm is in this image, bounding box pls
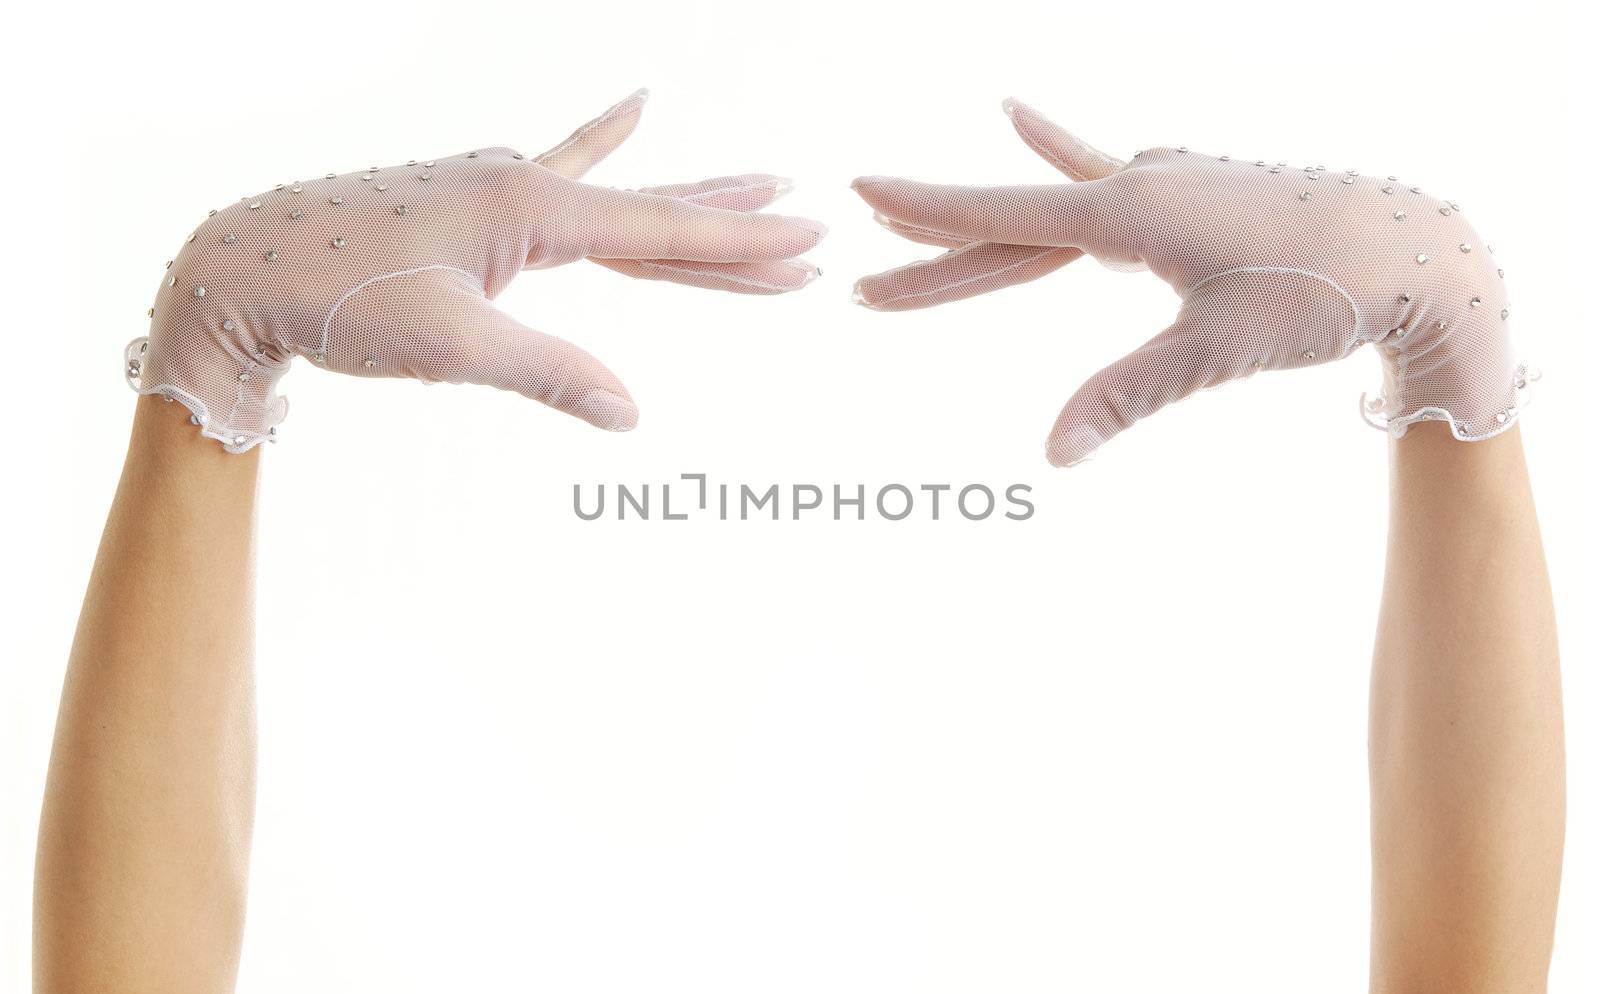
[34,395,261,994]
[1369,422,1564,993]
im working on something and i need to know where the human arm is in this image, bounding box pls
[35,91,825,992]
[850,101,1566,989]
[1370,422,1563,993]
[34,395,261,994]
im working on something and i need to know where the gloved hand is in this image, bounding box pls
[127,90,826,451]
[851,99,1529,467]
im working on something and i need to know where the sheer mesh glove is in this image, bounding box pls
[852,99,1529,467]
[127,90,826,451]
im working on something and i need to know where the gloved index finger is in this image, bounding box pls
[851,175,1108,250]
[563,183,826,263]
[633,174,793,213]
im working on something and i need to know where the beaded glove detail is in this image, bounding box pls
[127,90,825,452]
[851,98,1529,467]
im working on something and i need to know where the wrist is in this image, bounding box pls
[126,332,289,453]
[126,393,263,481]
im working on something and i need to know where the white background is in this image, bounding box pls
[3,0,1595,990]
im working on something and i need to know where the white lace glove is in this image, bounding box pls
[127,90,825,451]
[852,99,1529,467]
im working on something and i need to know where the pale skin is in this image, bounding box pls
[1370,417,1564,992]
[33,393,1564,992]
[35,395,260,994]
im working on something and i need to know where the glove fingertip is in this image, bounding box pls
[1047,424,1103,468]
[572,389,639,433]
